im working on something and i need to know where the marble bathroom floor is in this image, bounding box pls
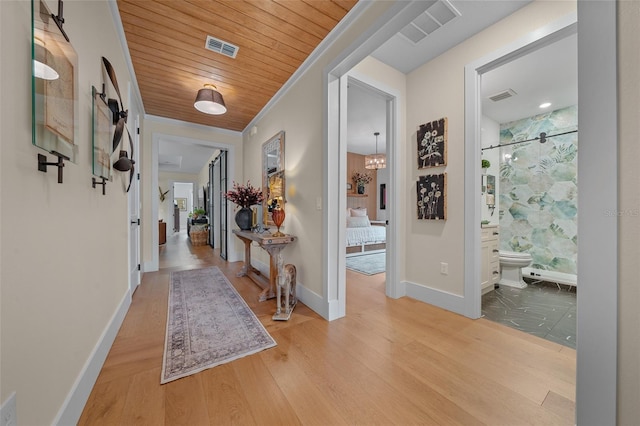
[481,279,576,349]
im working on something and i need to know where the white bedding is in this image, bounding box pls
[346,225,386,247]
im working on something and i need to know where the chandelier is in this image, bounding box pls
[365,132,386,169]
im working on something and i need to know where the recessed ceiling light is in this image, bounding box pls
[539,102,552,109]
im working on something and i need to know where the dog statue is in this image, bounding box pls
[275,255,297,318]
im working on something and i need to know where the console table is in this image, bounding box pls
[232,230,296,302]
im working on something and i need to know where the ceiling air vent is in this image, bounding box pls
[399,0,461,44]
[488,89,517,102]
[205,35,239,59]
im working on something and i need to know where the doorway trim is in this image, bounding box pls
[323,2,427,321]
[464,7,618,425]
[463,13,577,318]
[147,132,237,272]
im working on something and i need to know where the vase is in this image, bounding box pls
[235,207,253,230]
[271,206,286,237]
[357,183,365,194]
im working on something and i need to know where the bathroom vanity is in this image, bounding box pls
[481,225,500,294]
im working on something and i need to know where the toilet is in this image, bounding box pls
[499,250,533,289]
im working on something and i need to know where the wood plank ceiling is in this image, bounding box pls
[116,0,359,132]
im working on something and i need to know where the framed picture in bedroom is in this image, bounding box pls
[417,173,446,220]
[417,117,447,168]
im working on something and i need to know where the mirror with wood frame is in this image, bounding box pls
[262,131,285,225]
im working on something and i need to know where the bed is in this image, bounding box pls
[346,208,386,254]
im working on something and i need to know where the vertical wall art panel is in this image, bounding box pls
[417,117,447,168]
[417,173,446,220]
[32,0,79,163]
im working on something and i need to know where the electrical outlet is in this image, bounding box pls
[0,392,17,426]
[440,262,448,275]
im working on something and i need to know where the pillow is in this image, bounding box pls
[350,208,367,217]
[347,216,371,228]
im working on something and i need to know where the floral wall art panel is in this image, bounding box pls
[417,173,446,220]
[417,117,447,168]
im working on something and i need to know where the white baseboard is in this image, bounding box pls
[403,280,467,317]
[296,284,330,319]
[53,290,132,425]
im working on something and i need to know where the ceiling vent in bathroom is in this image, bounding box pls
[488,89,517,102]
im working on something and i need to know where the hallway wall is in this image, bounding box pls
[0,1,138,424]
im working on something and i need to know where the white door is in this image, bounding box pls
[129,116,141,294]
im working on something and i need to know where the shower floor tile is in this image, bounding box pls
[481,279,576,349]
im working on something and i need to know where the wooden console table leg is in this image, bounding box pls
[259,245,283,302]
[236,237,252,277]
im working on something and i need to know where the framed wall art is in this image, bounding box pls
[417,173,447,220]
[32,0,79,163]
[417,117,447,169]
[91,86,113,179]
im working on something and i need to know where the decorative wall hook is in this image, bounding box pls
[92,177,107,195]
[38,151,69,183]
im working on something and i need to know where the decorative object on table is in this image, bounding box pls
[365,132,386,169]
[271,202,286,237]
[161,267,276,384]
[224,180,265,231]
[417,117,447,168]
[417,173,447,220]
[235,208,253,231]
[346,252,386,275]
[346,182,352,191]
[352,170,373,194]
[273,256,297,321]
[159,186,170,202]
[32,0,78,183]
[262,131,285,225]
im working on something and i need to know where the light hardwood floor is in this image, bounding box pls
[79,231,576,425]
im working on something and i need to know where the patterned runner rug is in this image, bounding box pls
[161,266,276,384]
[345,252,386,275]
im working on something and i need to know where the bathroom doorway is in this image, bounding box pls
[473,22,578,348]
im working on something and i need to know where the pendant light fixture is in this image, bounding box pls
[194,83,227,115]
[365,132,386,169]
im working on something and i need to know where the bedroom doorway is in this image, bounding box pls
[345,78,390,284]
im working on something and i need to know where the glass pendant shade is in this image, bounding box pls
[194,84,227,115]
[364,132,386,169]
